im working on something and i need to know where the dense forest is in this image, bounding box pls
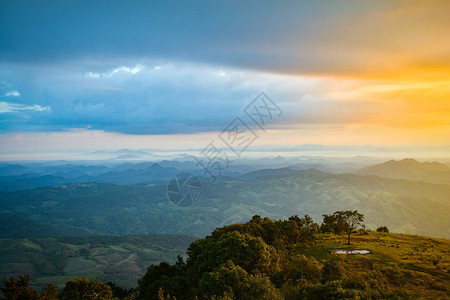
[2,211,449,299]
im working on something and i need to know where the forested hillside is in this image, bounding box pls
[0,234,196,291]
[1,169,449,239]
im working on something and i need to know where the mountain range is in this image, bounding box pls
[359,158,450,185]
[0,158,449,239]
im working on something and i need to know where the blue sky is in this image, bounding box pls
[1,0,449,158]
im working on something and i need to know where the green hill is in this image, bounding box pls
[0,234,196,290]
[137,215,450,299]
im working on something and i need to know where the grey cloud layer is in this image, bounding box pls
[0,61,310,134]
[3,1,446,76]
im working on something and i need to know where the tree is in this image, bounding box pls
[321,214,346,234]
[186,230,279,283]
[376,226,389,233]
[338,211,364,244]
[1,275,39,300]
[138,260,188,300]
[199,260,282,299]
[107,282,136,299]
[322,211,364,244]
[285,215,320,244]
[40,283,59,300]
[62,278,113,300]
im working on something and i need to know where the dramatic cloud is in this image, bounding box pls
[0,0,449,155]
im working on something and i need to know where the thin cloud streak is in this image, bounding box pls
[85,64,145,78]
[0,101,51,113]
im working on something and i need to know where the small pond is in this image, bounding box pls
[333,249,370,255]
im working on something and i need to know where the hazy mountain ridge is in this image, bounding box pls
[359,158,450,185]
[238,167,298,180]
[1,168,449,239]
[0,163,184,191]
[0,156,384,191]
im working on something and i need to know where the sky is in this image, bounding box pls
[0,0,449,160]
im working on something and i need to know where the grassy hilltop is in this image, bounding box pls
[304,231,450,296]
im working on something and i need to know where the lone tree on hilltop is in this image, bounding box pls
[322,211,364,244]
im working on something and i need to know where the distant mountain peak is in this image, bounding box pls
[272,155,286,161]
[400,158,419,163]
[149,162,163,169]
[360,158,450,185]
[383,158,418,165]
[116,148,149,155]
